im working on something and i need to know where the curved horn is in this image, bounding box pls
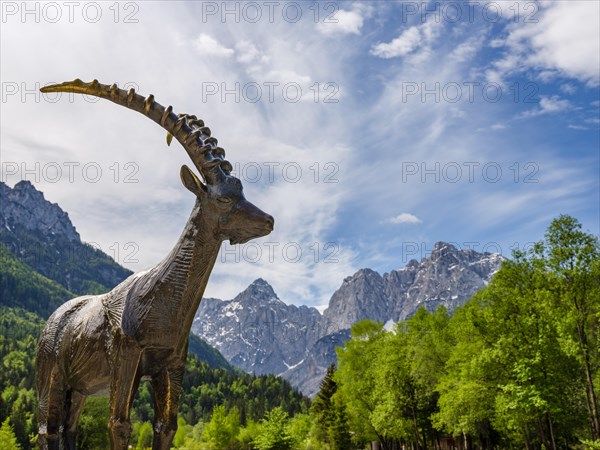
[40,79,230,184]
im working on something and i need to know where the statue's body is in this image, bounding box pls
[35,80,274,450]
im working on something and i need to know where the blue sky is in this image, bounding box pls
[1,1,598,309]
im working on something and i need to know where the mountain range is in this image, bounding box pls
[1,180,505,397]
[193,243,504,396]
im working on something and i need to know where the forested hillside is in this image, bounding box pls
[0,245,73,318]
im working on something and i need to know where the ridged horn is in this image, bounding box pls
[40,79,227,185]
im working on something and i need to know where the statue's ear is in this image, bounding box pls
[180,165,207,196]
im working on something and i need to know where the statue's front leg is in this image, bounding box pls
[151,365,184,450]
[108,340,142,450]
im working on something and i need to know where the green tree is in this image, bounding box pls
[329,397,353,450]
[311,364,336,442]
[533,215,600,438]
[136,422,153,450]
[253,407,293,450]
[432,301,498,447]
[311,364,353,449]
[203,405,240,450]
[286,412,313,449]
[174,417,188,447]
[237,420,260,450]
[77,397,110,450]
[435,238,584,449]
[0,418,22,450]
[334,320,385,447]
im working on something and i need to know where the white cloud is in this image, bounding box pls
[489,1,600,85]
[385,213,422,225]
[316,9,364,35]
[489,38,505,48]
[539,96,572,113]
[568,124,587,130]
[193,33,234,57]
[518,95,572,118]
[491,123,507,130]
[449,36,483,63]
[370,18,444,65]
[560,83,576,94]
[235,40,265,64]
[371,26,421,58]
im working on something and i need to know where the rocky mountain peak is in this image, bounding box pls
[193,278,322,377]
[235,278,279,304]
[1,181,80,242]
[14,179,40,193]
[321,268,388,336]
[429,241,461,263]
[406,259,420,269]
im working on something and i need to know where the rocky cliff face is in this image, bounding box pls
[194,243,504,396]
[192,279,322,376]
[322,242,504,334]
[1,181,80,242]
[320,268,390,337]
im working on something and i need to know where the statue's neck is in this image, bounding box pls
[154,200,221,331]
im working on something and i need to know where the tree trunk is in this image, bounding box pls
[411,407,422,449]
[578,320,600,439]
[546,412,556,450]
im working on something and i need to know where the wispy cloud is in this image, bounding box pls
[487,1,600,86]
[193,33,234,57]
[517,95,572,118]
[371,26,421,58]
[385,213,422,225]
[316,8,364,36]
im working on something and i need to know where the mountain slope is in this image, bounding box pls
[0,243,74,318]
[0,181,132,294]
[188,333,234,371]
[192,279,321,376]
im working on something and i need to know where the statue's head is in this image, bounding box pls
[180,158,274,245]
[169,114,274,245]
[38,80,274,245]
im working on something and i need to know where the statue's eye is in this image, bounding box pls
[217,197,231,204]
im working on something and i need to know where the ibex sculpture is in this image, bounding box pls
[35,79,274,450]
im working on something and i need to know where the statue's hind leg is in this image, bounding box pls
[37,365,66,450]
[63,390,86,450]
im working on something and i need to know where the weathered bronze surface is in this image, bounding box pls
[35,79,274,450]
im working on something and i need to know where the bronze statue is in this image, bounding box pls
[35,79,274,450]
